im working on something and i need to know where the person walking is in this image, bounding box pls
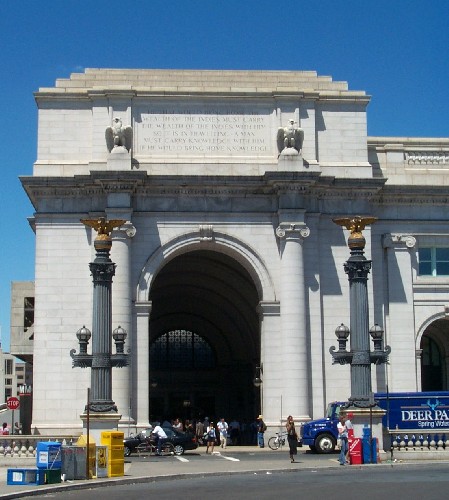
[217,417,229,449]
[195,419,205,445]
[205,421,217,454]
[337,414,349,465]
[256,415,266,448]
[344,412,354,463]
[285,415,298,463]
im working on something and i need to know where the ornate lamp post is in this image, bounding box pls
[70,217,129,429]
[330,216,390,409]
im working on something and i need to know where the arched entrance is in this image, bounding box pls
[420,318,449,390]
[148,250,260,425]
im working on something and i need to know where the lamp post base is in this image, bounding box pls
[80,412,122,443]
[345,405,386,456]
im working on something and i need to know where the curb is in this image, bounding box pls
[3,459,449,499]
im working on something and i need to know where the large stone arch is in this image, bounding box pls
[134,229,277,428]
[136,229,276,303]
[416,313,449,391]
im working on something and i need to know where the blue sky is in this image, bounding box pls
[1,0,448,350]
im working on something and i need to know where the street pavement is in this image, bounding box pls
[1,445,448,499]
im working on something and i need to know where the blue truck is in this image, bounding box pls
[300,391,449,453]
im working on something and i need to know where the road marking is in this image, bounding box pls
[175,455,189,462]
[215,453,240,462]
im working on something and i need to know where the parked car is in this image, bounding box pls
[124,427,198,456]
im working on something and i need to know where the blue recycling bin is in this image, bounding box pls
[361,432,377,464]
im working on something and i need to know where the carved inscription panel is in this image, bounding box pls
[135,105,273,156]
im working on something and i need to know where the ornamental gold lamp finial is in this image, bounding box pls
[332,216,377,250]
[80,217,126,250]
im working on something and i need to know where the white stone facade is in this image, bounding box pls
[17,69,449,435]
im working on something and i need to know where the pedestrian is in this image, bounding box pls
[151,423,168,455]
[174,418,184,431]
[256,415,266,448]
[285,415,298,463]
[344,412,354,463]
[229,418,240,445]
[1,422,10,435]
[217,417,229,449]
[337,414,348,465]
[205,421,217,454]
[196,419,205,445]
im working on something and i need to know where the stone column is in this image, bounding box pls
[109,220,136,424]
[276,222,310,420]
[134,301,152,428]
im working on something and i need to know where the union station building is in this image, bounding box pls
[11,69,449,435]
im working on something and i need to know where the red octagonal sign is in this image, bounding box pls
[6,396,20,410]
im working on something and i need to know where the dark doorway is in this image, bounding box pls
[420,319,449,391]
[148,250,260,424]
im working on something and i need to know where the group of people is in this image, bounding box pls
[150,411,354,463]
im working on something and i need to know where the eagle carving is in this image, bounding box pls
[105,118,133,153]
[277,119,304,155]
[81,217,126,237]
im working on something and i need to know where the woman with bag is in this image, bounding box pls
[285,415,298,463]
[205,421,217,454]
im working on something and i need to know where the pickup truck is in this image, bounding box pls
[299,391,449,453]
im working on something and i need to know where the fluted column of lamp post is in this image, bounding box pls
[70,217,129,413]
[330,216,391,408]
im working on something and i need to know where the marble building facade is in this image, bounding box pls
[15,69,449,435]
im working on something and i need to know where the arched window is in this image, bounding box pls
[421,335,443,391]
[150,330,216,370]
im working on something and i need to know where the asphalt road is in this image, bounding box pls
[18,463,449,500]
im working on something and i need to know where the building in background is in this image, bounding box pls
[13,69,449,435]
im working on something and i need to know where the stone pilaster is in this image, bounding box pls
[134,301,152,428]
[276,222,310,419]
[109,219,136,425]
[382,233,417,390]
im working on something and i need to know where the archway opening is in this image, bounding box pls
[420,318,449,391]
[148,250,260,431]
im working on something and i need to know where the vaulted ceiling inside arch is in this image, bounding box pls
[149,250,260,363]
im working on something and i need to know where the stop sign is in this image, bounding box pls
[6,396,20,410]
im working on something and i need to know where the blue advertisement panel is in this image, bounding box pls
[376,392,449,431]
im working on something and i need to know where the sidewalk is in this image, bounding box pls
[1,446,448,499]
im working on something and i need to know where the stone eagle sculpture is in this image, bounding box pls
[277,119,304,155]
[105,118,133,153]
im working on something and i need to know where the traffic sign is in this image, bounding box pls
[6,396,20,410]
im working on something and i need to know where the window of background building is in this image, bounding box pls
[24,297,35,331]
[5,378,12,385]
[5,359,13,375]
[419,248,449,276]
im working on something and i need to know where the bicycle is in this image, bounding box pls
[124,432,175,457]
[268,431,287,450]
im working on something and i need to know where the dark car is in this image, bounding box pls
[124,427,198,456]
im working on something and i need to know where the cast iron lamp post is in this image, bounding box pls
[70,217,129,413]
[330,216,391,408]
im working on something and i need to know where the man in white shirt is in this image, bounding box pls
[217,418,229,449]
[151,424,168,455]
